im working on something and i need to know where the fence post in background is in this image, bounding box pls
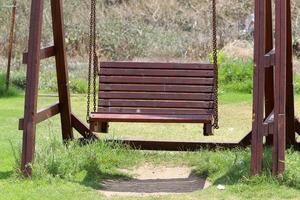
[6,0,17,91]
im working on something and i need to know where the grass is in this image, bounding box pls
[0,73,20,97]
[0,93,300,200]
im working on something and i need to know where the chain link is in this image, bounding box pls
[92,0,98,113]
[86,0,97,122]
[212,0,219,129]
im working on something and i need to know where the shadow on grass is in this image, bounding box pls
[80,160,130,190]
[0,171,14,180]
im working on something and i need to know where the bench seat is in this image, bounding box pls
[90,113,213,123]
[90,61,216,135]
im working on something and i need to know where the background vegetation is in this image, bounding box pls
[0,0,254,95]
[2,0,300,95]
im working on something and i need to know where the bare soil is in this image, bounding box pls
[99,164,211,197]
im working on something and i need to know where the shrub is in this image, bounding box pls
[69,79,87,94]
[11,71,27,90]
[219,56,253,93]
[0,73,20,97]
[294,74,300,94]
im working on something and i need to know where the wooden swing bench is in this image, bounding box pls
[89,61,217,136]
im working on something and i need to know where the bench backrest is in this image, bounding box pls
[98,62,215,116]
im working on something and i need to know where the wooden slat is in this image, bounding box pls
[100,68,214,77]
[99,99,213,109]
[90,113,212,123]
[100,62,214,70]
[98,107,213,115]
[100,84,214,93]
[100,76,214,85]
[23,46,55,64]
[100,92,214,101]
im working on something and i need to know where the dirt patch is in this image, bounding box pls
[99,164,211,197]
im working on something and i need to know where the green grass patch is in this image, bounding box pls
[1,90,300,200]
[0,73,20,97]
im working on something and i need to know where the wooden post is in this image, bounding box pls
[251,0,266,176]
[6,0,17,90]
[21,0,44,176]
[50,0,73,140]
[273,0,288,175]
[264,0,274,146]
[21,0,92,176]
[251,0,297,176]
[285,0,296,146]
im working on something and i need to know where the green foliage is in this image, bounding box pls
[11,71,27,90]
[2,95,300,199]
[293,74,300,94]
[38,71,88,94]
[219,56,253,94]
[69,79,88,94]
[0,73,20,97]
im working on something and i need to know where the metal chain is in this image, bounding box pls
[92,0,98,113]
[86,0,97,122]
[212,0,219,129]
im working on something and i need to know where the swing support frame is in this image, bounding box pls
[20,0,299,177]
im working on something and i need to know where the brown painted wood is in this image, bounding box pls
[50,0,73,140]
[101,84,214,93]
[21,0,44,176]
[203,123,213,136]
[90,113,212,123]
[273,0,287,175]
[99,100,213,109]
[23,46,55,64]
[105,132,252,151]
[251,0,266,176]
[101,62,214,70]
[100,68,214,77]
[252,0,297,176]
[294,119,300,137]
[285,0,296,146]
[100,76,214,85]
[96,61,216,134]
[100,92,214,101]
[71,114,95,139]
[98,107,213,115]
[21,0,97,177]
[105,139,242,151]
[35,103,60,123]
[264,49,275,66]
[19,103,60,130]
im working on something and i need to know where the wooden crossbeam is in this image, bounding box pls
[23,46,55,64]
[19,103,60,130]
[71,114,95,139]
[106,132,251,151]
[264,49,275,66]
[262,111,274,136]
